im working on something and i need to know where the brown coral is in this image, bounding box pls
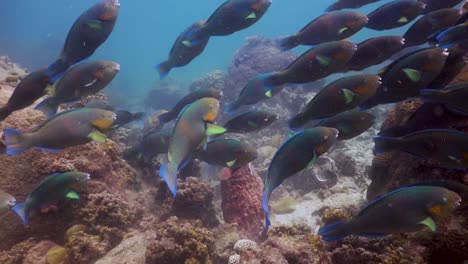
[65,231,111,264]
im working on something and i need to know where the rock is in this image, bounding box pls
[95,233,147,264]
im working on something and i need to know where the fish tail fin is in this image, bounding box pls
[12,202,29,225]
[318,221,351,241]
[35,98,59,118]
[155,61,172,80]
[159,163,178,197]
[0,106,13,121]
[288,113,306,131]
[278,35,299,51]
[373,136,401,155]
[419,89,442,103]
[3,128,29,155]
[262,192,271,230]
[45,59,70,82]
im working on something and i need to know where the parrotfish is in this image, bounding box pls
[0,69,52,121]
[4,108,116,155]
[36,61,120,118]
[156,21,210,80]
[84,99,114,111]
[12,172,90,224]
[420,0,464,14]
[403,8,462,47]
[222,110,278,134]
[420,82,468,115]
[46,0,120,80]
[426,45,466,89]
[360,47,449,109]
[326,0,382,12]
[319,186,461,241]
[429,14,468,48]
[263,127,339,230]
[410,180,468,208]
[343,36,406,72]
[124,131,170,163]
[373,129,468,169]
[184,0,272,46]
[196,138,258,169]
[157,88,223,127]
[0,190,16,216]
[263,40,357,94]
[366,0,426,31]
[279,11,368,50]
[289,74,381,130]
[314,111,376,140]
[159,98,226,196]
[225,74,284,113]
[111,110,147,129]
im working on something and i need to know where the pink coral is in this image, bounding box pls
[221,165,264,235]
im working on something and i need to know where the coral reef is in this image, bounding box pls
[221,165,264,235]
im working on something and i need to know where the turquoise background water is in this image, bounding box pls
[1,0,414,105]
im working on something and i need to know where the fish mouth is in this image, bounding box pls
[7,199,16,207]
[113,0,120,7]
[114,64,121,72]
[441,48,450,57]
[400,38,406,45]
[83,173,91,182]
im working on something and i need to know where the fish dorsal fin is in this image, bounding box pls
[358,186,417,216]
[420,217,436,232]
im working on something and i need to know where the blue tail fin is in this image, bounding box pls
[3,128,28,155]
[262,192,271,230]
[155,61,172,80]
[159,163,178,197]
[278,35,299,51]
[373,136,400,155]
[12,202,29,225]
[35,98,59,118]
[318,221,350,241]
[45,59,69,82]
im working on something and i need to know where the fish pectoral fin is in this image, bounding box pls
[398,16,409,24]
[45,84,56,95]
[338,27,349,35]
[88,130,107,143]
[206,123,227,136]
[342,88,357,104]
[66,191,80,200]
[245,12,257,19]
[84,78,98,87]
[402,68,422,82]
[420,217,437,232]
[86,20,103,30]
[316,55,332,66]
[226,160,237,167]
[265,90,273,98]
[182,40,192,47]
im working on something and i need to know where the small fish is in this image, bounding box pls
[289,74,381,130]
[143,110,169,134]
[403,8,462,47]
[225,74,284,113]
[410,180,468,208]
[184,0,271,46]
[319,186,461,241]
[343,36,406,72]
[361,47,449,109]
[420,0,464,14]
[46,0,120,80]
[426,45,466,89]
[263,127,339,230]
[366,0,426,31]
[157,88,223,127]
[4,108,116,155]
[156,21,210,79]
[124,131,170,163]
[12,172,90,224]
[429,15,468,48]
[263,40,357,94]
[314,111,376,140]
[0,69,52,121]
[326,0,382,12]
[279,11,368,50]
[37,61,120,118]
[159,98,225,196]
[373,129,468,169]
[222,110,278,134]
[196,138,258,169]
[420,82,468,115]
[0,190,16,216]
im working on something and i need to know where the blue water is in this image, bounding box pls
[1,0,409,106]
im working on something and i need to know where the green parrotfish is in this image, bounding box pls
[366,0,426,31]
[196,138,258,169]
[314,111,376,140]
[420,82,468,115]
[222,110,278,134]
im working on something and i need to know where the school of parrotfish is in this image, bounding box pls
[1,0,468,244]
